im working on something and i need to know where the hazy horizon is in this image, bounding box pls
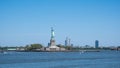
[0,0,120,47]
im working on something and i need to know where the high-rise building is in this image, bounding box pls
[65,37,71,46]
[95,40,99,48]
[65,37,69,46]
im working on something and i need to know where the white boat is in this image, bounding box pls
[3,51,7,54]
[0,51,7,54]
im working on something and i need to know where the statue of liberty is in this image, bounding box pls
[51,27,55,40]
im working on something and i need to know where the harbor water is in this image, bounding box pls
[0,51,120,68]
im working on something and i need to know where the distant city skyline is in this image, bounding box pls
[0,0,120,47]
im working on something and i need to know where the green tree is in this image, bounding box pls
[25,44,43,51]
[25,45,30,50]
[30,44,43,49]
[65,46,73,50]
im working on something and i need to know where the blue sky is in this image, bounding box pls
[0,0,120,47]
